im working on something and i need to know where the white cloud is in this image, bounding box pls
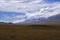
[0,0,44,13]
[0,0,60,23]
[25,2,60,19]
[12,19,26,23]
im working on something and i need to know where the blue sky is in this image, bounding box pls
[44,0,60,3]
[0,0,60,23]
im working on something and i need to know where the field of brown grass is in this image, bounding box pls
[0,25,60,40]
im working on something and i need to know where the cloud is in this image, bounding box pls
[0,0,44,13]
[26,2,60,18]
[0,12,27,23]
[0,0,60,23]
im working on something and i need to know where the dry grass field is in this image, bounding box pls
[0,24,60,40]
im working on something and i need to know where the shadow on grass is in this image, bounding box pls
[28,25,56,29]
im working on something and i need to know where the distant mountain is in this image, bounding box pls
[44,14,60,25]
[0,22,6,24]
[16,17,46,24]
[24,17,46,23]
[16,14,60,25]
[0,22,13,25]
[47,14,60,21]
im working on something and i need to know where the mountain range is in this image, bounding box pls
[16,14,60,25]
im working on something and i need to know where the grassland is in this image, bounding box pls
[0,24,60,40]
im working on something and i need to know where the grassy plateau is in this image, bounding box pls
[0,24,60,40]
